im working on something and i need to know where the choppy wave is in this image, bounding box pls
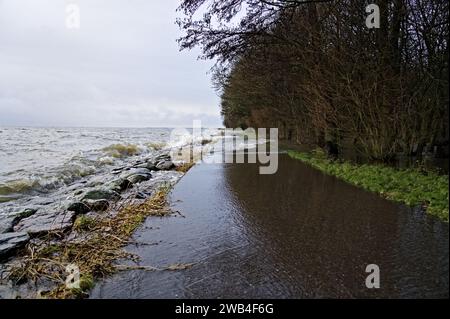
[167,129,220,150]
[1,144,145,198]
[97,156,115,165]
[0,195,18,203]
[0,163,97,197]
[146,142,167,151]
[54,164,97,183]
[0,179,41,196]
[102,143,142,158]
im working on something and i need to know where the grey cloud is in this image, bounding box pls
[0,0,222,127]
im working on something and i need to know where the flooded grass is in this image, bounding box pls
[288,150,449,221]
[73,216,98,232]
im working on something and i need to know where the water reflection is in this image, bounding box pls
[224,155,448,298]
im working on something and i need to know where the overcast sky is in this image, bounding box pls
[0,0,222,128]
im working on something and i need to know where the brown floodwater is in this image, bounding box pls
[90,154,448,298]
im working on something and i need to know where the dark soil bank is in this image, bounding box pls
[91,154,449,298]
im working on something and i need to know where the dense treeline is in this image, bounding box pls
[177,0,449,160]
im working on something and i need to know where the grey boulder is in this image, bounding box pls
[14,211,76,236]
[81,189,120,201]
[133,162,157,171]
[0,216,14,234]
[0,232,30,259]
[0,208,38,234]
[82,199,110,212]
[107,178,133,192]
[68,199,110,213]
[122,168,152,178]
[16,208,37,220]
[127,173,151,185]
[154,154,171,162]
[67,202,91,215]
[111,166,126,175]
[156,160,174,171]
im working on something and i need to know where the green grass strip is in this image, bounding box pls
[287,150,449,222]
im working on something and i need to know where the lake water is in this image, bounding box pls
[0,127,171,207]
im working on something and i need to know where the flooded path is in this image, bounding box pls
[91,155,448,298]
